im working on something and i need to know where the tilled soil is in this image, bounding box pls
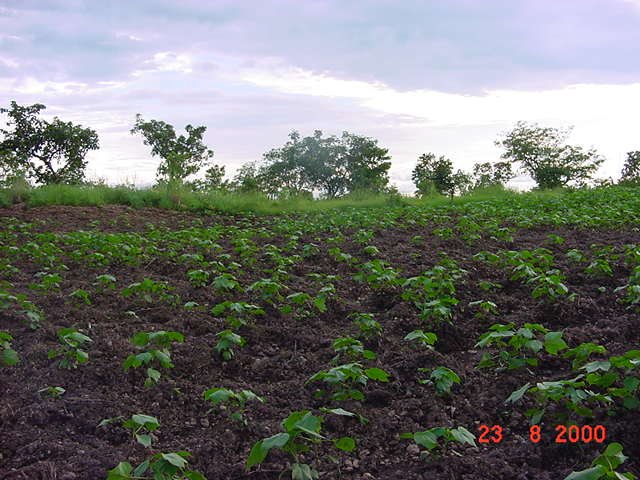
[1,205,639,480]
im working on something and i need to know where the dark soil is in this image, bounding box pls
[1,205,639,480]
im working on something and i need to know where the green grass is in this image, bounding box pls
[0,183,410,214]
[0,182,636,218]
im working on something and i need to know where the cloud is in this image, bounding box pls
[1,0,639,191]
[241,64,640,128]
[133,52,194,77]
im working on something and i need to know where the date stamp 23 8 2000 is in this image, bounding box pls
[478,424,607,444]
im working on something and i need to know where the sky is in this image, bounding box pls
[1,0,639,193]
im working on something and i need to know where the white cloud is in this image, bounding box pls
[133,51,194,77]
[0,77,128,96]
[240,63,640,128]
[0,55,19,68]
[115,32,143,42]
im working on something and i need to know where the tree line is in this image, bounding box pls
[1,100,639,196]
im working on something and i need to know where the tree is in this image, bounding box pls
[496,121,604,189]
[188,164,229,191]
[451,170,473,196]
[620,151,640,184]
[0,101,99,185]
[131,114,221,186]
[412,153,455,196]
[341,132,391,194]
[258,130,391,198]
[472,161,514,189]
[232,161,266,193]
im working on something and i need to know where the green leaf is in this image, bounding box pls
[544,331,568,355]
[146,367,161,384]
[131,332,149,346]
[334,436,356,452]
[122,355,138,371]
[596,443,627,469]
[582,361,611,373]
[413,430,440,450]
[204,388,233,405]
[136,434,152,448]
[1,348,19,366]
[160,452,189,468]
[293,413,324,438]
[525,339,544,353]
[292,463,319,480]
[506,383,531,403]
[450,427,476,447]
[107,462,133,480]
[132,460,149,477]
[131,414,159,428]
[364,367,390,382]
[564,465,606,480]
[246,433,290,469]
[183,472,207,480]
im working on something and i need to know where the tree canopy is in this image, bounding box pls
[130,114,219,186]
[471,161,514,189]
[496,121,603,189]
[620,151,640,185]
[258,130,391,198]
[0,101,99,185]
[411,153,472,197]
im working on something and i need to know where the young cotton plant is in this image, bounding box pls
[307,362,390,402]
[203,387,264,426]
[68,288,91,306]
[0,288,44,330]
[122,278,178,305]
[468,300,498,319]
[401,259,465,327]
[247,278,286,305]
[331,337,376,363]
[94,273,117,291]
[107,451,206,480]
[418,366,461,396]
[0,331,19,367]
[563,342,608,370]
[30,272,62,292]
[123,331,184,387]
[48,327,92,369]
[38,386,65,399]
[211,301,264,329]
[246,410,356,480]
[354,259,401,291]
[211,273,241,293]
[214,330,246,361]
[400,426,476,457]
[349,313,383,339]
[99,414,160,448]
[564,443,636,480]
[580,349,640,411]
[476,323,568,371]
[506,376,613,424]
[615,265,640,311]
[530,269,572,302]
[404,330,438,350]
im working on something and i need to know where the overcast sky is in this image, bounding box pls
[1,0,639,192]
